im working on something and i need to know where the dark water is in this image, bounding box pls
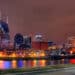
[0,59,74,69]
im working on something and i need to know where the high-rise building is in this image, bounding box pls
[23,35,31,49]
[66,36,75,48]
[33,34,44,42]
[32,34,48,50]
[0,13,10,49]
[14,33,23,49]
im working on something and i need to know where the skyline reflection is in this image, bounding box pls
[0,59,74,69]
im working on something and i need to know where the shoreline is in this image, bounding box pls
[0,55,75,60]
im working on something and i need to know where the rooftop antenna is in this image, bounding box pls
[6,16,8,24]
[0,11,2,21]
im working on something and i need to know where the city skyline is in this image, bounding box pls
[0,0,75,44]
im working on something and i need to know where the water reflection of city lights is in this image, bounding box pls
[12,60,17,69]
[31,60,37,67]
[17,60,23,68]
[0,60,4,69]
[23,60,26,67]
[70,59,75,64]
[39,60,46,67]
[61,59,65,64]
[4,61,11,69]
[0,60,4,64]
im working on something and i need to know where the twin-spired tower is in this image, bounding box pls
[0,12,10,49]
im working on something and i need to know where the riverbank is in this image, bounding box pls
[0,64,75,75]
[0,57,47,60]
[0,55,75,60]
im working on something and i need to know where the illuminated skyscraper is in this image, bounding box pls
[0,12,10,49]
[14,33,23,49]
[23,35,31,49]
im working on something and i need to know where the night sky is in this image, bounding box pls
[0,0,75,44]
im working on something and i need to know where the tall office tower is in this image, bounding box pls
[14,33,23,49]
[0,12,10,49]
[23,35,31,49]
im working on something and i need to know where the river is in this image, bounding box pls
[0,59,74,69]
